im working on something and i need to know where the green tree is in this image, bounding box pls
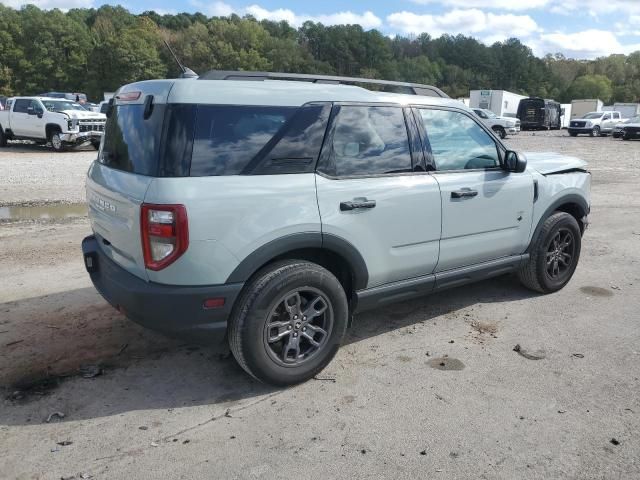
[566,74,613,102]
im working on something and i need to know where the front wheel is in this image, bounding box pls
[518,212,582,293]
[49,131,66,152]
[228,260,348,386]
[590,126,601,137]
[493,126,507,139]
[0,128,7,147]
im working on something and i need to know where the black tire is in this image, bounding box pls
[590,126,600,137]
[228,260,348,386]
[0,128,7,147]
[91,141,100,151]
[48,129,66,152]
[518,212,582,293]
[569,132,578,137]
[493,126,506,139]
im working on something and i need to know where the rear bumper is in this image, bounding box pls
[82,235,243,344]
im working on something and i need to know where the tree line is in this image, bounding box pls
[1,4,639,104]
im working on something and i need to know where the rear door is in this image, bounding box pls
[415,107,533,272]
[315,104,441,288]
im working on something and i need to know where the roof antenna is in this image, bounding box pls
[163,40,198,79]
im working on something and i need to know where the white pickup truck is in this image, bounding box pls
[568,111,623,137]
[0,96,106,151]
[472,108,520,139]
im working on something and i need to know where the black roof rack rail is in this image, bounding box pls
[198,70,449,98]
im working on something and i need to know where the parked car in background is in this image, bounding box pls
[611,116,636,138]
[517,97,562,130]
[568,111,623,137]
[39,92,89,105]
[472,108,520,138]
[82,72,591,386]
[0,96,7,111]
[0,96,106,151]
[621,118,640,140]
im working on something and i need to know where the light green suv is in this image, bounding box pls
[82,71,590,386]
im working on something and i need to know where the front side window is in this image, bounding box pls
[418,109,499,171]
[323,105,412,177]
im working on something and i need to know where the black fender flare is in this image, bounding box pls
[526,194,589,253]
[226,232,369,290]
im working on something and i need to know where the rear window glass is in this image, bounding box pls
[100,104,166,176]
[190,106,296,176]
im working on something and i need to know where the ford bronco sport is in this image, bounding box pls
[82,72,590,386]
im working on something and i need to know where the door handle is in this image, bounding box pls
[451,188,478,199]
[340,198,376,211]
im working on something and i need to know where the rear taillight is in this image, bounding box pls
[141,204,188,271]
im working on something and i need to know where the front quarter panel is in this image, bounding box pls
[528,170,591,245]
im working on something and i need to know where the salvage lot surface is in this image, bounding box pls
[1,132,639,479]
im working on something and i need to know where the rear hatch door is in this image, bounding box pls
[86,82,174,281]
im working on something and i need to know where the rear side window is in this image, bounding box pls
[190,106,296,176]
[13,99,30,113]
[322,106,412,177]
[100,103,330,177]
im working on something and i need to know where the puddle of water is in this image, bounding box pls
[0,204,87,221]
[428,356,465,371]
[580,286,614,297]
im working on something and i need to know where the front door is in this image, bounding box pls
[10,99,32,137]
[315,105,441,288]
[414,107,534,272]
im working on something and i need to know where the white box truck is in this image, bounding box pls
[470,90,528,118]
[561,104,572,128]
[571,99,603,119]
[612,103,640,118]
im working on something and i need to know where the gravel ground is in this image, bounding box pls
[0,143,95,206]
[1,132,639,479]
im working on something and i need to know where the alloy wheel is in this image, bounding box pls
[263,287,333,367]
[545,228,575,280]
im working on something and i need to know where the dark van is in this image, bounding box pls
[517,97,562,130]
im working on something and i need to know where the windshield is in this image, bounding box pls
[42,100,86,112]
[583,112,603,119]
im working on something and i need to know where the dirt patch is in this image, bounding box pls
[428,356,465,371]
[580,286,614,297]
[470,320,498,335]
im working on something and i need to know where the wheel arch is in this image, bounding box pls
[527,194,589,253]
[226,232,369,296]
[45,123,62,137]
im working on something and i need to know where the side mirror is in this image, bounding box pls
[504,150,527,173]
[27,107,36,115]
[35,108,44,118]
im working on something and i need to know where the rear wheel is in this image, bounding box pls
[518,212,582,293]
[492,126,507,139]
[228,260,348,386]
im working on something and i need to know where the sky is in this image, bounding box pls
[3,0,640,59]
